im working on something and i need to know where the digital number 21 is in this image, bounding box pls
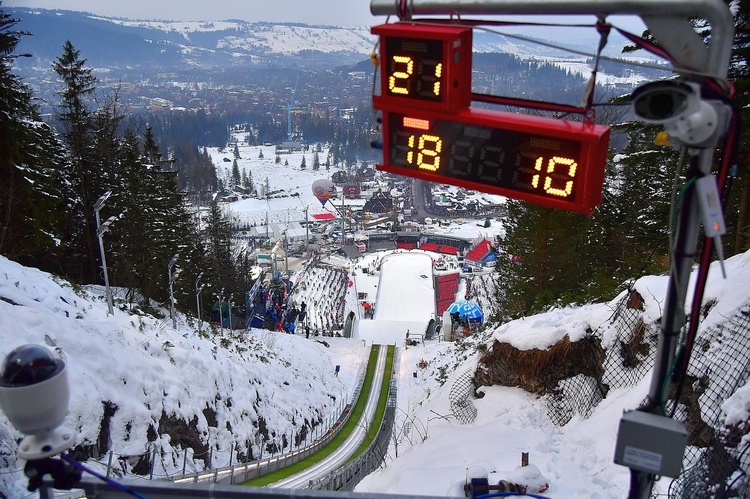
[389,55,442,97]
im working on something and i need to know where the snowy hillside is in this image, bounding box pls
[2,241,749,496]
[111,19,377,57]
[9,7,660,75]
[356,250,750,497]
[0,255,368,498]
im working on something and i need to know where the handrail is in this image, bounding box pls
[165,348,374,486]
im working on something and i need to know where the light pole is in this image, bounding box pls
[228,294,233,331]
[195,272,204,331]
[168,252,180,329]
[304,205,310,264]
[218,288,225,334]
[94,191,114,316]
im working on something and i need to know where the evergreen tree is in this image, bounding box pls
[204,199,233,297]
[284,158,289,166]
[275,154,281,164]
[592,121,676,287]
[495,201,591,321]
[243,168,254,193]
[258,149,264,159]
[313,151,320,171]
[231,158,240,187]
[300,156,307,169]
[233,142,240,159]
[174,141,217,202]
[52,39,102,282]
[0,7,66,269]
[724,0,750,254]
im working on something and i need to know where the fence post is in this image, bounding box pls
[230,443,234,467]
[149,444,156,480]
[182,450,188,476]
[208,447,213,470]
[106,450,113,478]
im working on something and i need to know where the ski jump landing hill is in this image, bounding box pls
[354,252,436,345]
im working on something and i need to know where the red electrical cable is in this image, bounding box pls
[670,99,739,415]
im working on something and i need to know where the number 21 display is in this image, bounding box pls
[372,23,611,214]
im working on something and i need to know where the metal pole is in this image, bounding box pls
[284,230,289,272]
[305,205,310,264]
[218,291,223,333]
[228,295,233,331]
[195,273,203,327]
[341,191,345,247]
[369,0,733,78]
[168,253,179,329]
[94,191,114,316]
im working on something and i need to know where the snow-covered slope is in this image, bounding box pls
[0,255,368,497]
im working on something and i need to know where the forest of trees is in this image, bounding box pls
[493,1,750,321]
[1,1,748,327]
[0,7,254,321]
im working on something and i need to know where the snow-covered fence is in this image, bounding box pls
[667,306,750,497]
[546,289,750,497]
[546,289,659,426]
[449,369,478,424]
[310,348,399,491]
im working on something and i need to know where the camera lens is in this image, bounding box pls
[637,92,687,121]
[0,345,63,386]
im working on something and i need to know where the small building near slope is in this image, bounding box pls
[464,239,497,268]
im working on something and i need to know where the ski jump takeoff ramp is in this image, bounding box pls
[355,252,436,345]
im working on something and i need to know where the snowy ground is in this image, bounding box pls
[2,139,750,497]
[209,142,507,241]
[2,247,749,497]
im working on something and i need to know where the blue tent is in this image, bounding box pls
[447,300,484,325]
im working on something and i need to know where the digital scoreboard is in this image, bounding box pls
[371,22,611,215]
[373,23,472,112]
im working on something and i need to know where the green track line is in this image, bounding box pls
[346,344,394,464]
[242,344,388,487]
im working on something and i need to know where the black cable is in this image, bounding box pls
[60,453,146,499]
[476,492,551,499]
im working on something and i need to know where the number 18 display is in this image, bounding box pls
[380,108,610,214]
[371,22,612,214]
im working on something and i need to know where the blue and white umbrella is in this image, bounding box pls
[447,299,484,324]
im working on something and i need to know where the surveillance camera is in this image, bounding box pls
[632,80,721,146]
[0,345,76,459]
[631,80,699,124]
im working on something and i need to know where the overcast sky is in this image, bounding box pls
[3,0,377,26]
[5,1,648,27]
[2,0,647,43]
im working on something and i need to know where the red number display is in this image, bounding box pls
[372,23,611,214]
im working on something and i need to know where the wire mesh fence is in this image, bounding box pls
[449,369,478,424]
[667,306,750,498]
[544,287,750,498]
[546,289,659,426]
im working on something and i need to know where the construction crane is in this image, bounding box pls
[286,76,300,141]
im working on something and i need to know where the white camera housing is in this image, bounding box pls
[0,345,77,459]
[631,80,719,146]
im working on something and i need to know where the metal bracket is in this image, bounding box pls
[370,0,734,79]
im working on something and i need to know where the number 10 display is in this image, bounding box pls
[372,23,611,214]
